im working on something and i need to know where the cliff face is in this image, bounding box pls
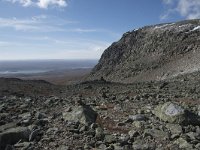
[88,19,200,83]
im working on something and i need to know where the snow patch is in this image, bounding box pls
[178,24,190,28]
[154,23,175,29]
[191,26,200,31]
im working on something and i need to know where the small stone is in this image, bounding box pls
[195,143,200,149]
[144,129,169,140]
[95,127,104,140]
[57,145,70,150]
[166,123,183,135]
[98,144,107,149]
[29,129,40,141]
[79,125,87,133]
[117,122,126,126]
[128,114,147,121]
[14,142,32,149]
[132,121,145,129]
[119,134,130,145]
[186,132,196,140]
[90,123,98,129]
[36,112,47,120]
[104,134,116,144]
[128,130,139,138]
[132,140,155,150]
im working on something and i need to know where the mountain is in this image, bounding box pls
[87,19,200,83]
[2,19,200,150]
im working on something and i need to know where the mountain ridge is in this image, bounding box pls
[87,19,200,83]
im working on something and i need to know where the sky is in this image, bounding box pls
[0,0,200,60]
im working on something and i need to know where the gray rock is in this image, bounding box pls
[195,143,200,149]
[174,137,193,149]
[29,128,40,141]
[19,112,31,120]
[0,122,17,132]
[0,126,31,149]
[166,123,183,135]
[14,142,32,149]
[132,121,145,129]
[119,134,130,144]
[104,134,116,144]
[95,127,104,140]
[63,105,97,125]
[132,140,155,150]
[98,144,107,150]
[153,102,186,124]
[36,112,47,120]
[144,129,169,140]
[79,125,86,133]
[128,114,147,121]
[57,145,70,150]
[128,129,139,139]
[186,132,196,141]
[112,144,124,150]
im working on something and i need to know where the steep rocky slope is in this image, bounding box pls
[88,19,200,83]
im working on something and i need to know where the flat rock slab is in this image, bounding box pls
[63,105,98,125]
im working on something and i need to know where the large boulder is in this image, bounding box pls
[153,102,186,124]
[0,126,31,149]
[154,102,200,125]
[63,105,98,125]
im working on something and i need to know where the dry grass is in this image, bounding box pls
[175,98,200,105]
[96,115,129,134]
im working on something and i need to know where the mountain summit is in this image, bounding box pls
[88,19,200,83]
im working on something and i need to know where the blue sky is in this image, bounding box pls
[0,0,200,60]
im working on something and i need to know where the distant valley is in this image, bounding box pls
[0,59,97,85]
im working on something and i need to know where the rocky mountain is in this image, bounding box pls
[88,19,200,83]
[2,19,200,150]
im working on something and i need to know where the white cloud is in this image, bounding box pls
[162,0,174,5]
[0,16,117,36]
[70,28,97,33]
[0,17,39,31]
[0,37,111,60]
[5,0,67,9]
[0,16,76,32]
[6,0,32,7]
[37,0,67,9]
[162,0,200,20]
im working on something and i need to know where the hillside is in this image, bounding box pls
[88,19,200,83]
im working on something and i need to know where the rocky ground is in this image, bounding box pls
[1,71,200,150]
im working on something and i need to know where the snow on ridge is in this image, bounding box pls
[154,23,175,29]
[192,26,200,31]
[178,24,190,28]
